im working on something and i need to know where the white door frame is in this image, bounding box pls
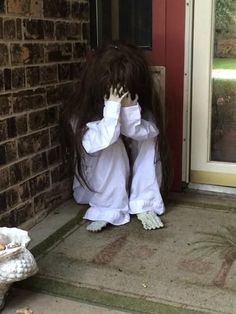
[183,0,236,188]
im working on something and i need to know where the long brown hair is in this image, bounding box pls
[63,41,170,194]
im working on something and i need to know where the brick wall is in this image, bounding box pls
[0,0,89,226]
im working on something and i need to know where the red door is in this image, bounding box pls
[146,0,186,191]
[90,0,186,191]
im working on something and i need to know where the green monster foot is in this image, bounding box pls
[137,211,164,230]
[86,221,108,232]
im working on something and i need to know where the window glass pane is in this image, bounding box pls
[210,0,236,162]
[96,0,152,48]
[97,0,112,45]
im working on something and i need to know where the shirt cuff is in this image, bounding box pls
[104,100,121,119]
[121,103,141,122]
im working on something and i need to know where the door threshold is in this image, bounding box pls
[188,182,236,195]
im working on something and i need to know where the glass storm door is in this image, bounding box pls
[191,0,236,187]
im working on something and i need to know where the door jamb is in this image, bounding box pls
[182,0,194,184]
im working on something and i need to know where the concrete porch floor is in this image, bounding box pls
[2,191,236,314]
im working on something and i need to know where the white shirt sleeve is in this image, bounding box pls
[120,104,159,140]
[82,100,121,153]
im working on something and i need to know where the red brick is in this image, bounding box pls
[29,109,48,130]
[68,22,81,40]
[4,68,11,90]
[50,126,60,145]
[45,43,72,62]
[56,22,81,40]
[47,106,59,125]
[0,167,10,190]
[55,22,67,40]
[23,19,44,40]
[16,114,28,135]
[0,44,9,66]
[5,140,17,163]
[46,85,61,105]
[3,145,12,164]
[7,117,17,138]
[47,146,61,165]
[0,192,7,212]
[26,66,40,87]
[6,187,19,208]
[19,181,30,202]
[16,18,22,40]
[42,179,71,211]
[11,43,44,65]
[0,144,6,166]
[12,88,46,113]
[0,18,3,39]
[18,130,49,157]
[3,19,16,40]
[0,69,4,91]
[43,20,54,40]
[0,94,12,116]
[0,120,8,141]
[9,159,31,185]
[51,162,71,183]
[43,0,70,19]
[40,64,58,84]
[9,201,33,226]
[31,152,48,174]
[29,171,50,196]
[7,0,42,17]
[11,67,25,89]
[33,192,45,213]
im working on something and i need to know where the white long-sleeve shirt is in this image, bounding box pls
[82,100,159,153]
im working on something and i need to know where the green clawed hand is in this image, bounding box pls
[105,85,128,103]
[105,85,138,107]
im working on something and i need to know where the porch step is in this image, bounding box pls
[18,194,236,314]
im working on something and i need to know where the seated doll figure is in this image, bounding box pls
[65,42,168,232]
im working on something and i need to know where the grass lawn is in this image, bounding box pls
[213,58,236,69]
